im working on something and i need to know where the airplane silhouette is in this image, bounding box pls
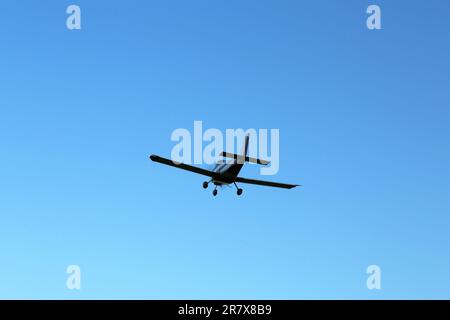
[150,134,300,196]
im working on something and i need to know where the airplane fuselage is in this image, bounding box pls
[211,161,244,185]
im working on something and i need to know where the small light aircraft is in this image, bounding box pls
[150,134,300,196]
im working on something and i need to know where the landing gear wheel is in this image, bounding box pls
[202,181,209,189]
[237,188,243,196]
[213,189,218,196]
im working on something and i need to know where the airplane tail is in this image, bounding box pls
[242,134,250,157]
[220,134,270,165]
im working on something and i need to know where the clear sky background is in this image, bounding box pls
[0,0,449,299]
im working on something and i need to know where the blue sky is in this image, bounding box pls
[0,0,449,299]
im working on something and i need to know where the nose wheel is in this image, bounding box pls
[234,182,243,196]
[202,181,209,189]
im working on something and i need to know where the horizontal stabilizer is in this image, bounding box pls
[220,152,270,165]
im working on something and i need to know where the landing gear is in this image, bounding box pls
[234,182,243,196]
[207,182,242,196]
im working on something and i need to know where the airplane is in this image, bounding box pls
[150,135,300,196]
[149,134,300,196]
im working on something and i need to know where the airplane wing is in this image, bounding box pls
[235,177,300,189]
[150,155,218,178]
